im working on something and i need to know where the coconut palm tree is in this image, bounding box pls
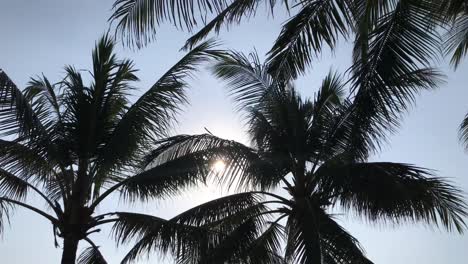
[110,51,467,264]
[0,34,221,263]
[109,0,442,81]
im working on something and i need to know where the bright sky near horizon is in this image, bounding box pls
[1,1,468,263]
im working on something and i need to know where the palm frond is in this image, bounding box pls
[117,152,211,202]
[306,71,346,163]
[0,199,13,235]
[0,197,58,225]
[212,50,280,115]
[59,65,93,160]
[312,71,346,112]
[142,134,284,190]
[90,33,138,119]
[267,0,352,80]
[244,87,316,168]
[112,212,213,264]
[348,0,444,159]
[0,139,66,202]
[319,211,373,264]
[110,0,229,47]
[351,0,442,96]
[0,169,30,201]
[94,40,221,189]
[113,193,271,264]
[183,0,263,50]
[115,136,272,202]
[200,217,265,264]
[83,34,140,196]
[171,192,265,227]
[438,0,468,68]
[460,112,468,150]
[175,198,273,264]
[24,74,61,128]
[77,246,108,264]
[0,70,46,139]
[230,221,285,264]
[0,140,69,201]
[316,161,468,232]
[60,34,138,164]
[446,15,468,68]
[90,132,269,207]
[0,139,56,180]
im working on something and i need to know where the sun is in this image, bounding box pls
[212,160,226,172]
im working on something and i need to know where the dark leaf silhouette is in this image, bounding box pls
[0,35,221,263]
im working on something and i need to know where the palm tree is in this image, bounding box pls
[0,34,221,263]
[111,51,467,264]
[109,0,442,81]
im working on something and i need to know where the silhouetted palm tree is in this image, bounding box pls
[111,51,467,264]
[0,34,220,263]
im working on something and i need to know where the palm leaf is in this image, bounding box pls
[200,217,265,264]
[112,212,213,264]
[182,0,263,50]
[0,70,46,138]
[267,0,353,80]
[0,139,56,180]
[212,50,275,114]
[445,15,468,68]
[305,71,346,163]
[77,246,108,264]
[0,169,29,201]
[439,0,468,68]
[0,139,66,202]
[319,210,373,264]
[93,40,221,191]
[316,161,468,232]
[348,0,444,160]
[110,0,229,47]
[24,74,61,130]
[117,152,212,202]
[0,199,13,235]
[230,221,285,264]
[460,112,468,150]
[171,192,265,227]
[114,192,270,263]
[142,134,284,190]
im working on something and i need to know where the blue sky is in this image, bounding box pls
[1,0,467,263]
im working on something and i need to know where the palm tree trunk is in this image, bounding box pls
[297,197,321,264]
[61,236,79,264]
[301,215,321,264]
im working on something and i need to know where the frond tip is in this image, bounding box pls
[459,112,468,150]
[77,246,107,264]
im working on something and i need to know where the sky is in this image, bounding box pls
[1,0,468,263]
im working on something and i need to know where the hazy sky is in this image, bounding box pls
[1,1,468,263]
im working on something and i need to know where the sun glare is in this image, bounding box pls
[212,160,226,172]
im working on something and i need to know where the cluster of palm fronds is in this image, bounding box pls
[1,0,468,263]
[110,0,468,147]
